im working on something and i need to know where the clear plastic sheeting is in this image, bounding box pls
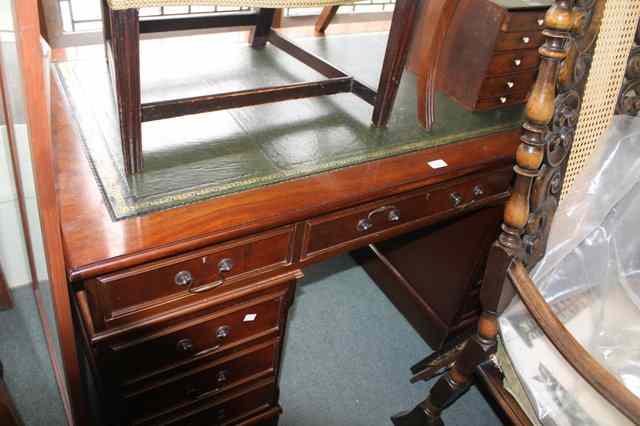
[500,115,640,426]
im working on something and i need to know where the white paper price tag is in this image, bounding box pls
[427,159,448,169]
[243,313,257,322]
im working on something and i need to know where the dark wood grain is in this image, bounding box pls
[407,0,462,129]
[372,0,421,126]
[107,8,142,175]
[300,167,512,262]
[140,377,278,426]
[250,8,276,49]
[141,77,353,122]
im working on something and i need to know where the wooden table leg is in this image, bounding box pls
[315,6,340,34]
[372,0,421,127]
[250,8,276,49]
[107,8,142,175]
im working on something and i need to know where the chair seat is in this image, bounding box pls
[107,0,357,11]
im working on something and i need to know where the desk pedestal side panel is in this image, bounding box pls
[353,206,505,350]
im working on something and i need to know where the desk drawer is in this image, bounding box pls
[88,227,294,329]
[136,377,277,426]
[104,291,286,382]
[124,340,277,422]
[301,169,513,261]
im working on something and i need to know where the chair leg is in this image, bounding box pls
[250,8,276,49]
[372,0,421,127]
[315,6,340,34]
[107,8,143,175]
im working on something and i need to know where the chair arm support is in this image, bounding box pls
[508,260,640,425]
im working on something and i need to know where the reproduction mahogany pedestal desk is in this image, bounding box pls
[54,32,522,426]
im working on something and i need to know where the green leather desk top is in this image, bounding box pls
[56,32,524,220]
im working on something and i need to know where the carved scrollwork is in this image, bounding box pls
[616,46,640,116]
[545,90,581,167]
[523,0,602,266]
[525,166,563,263]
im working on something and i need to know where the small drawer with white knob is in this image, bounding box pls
[500,10,547,33]
[85,226,294,330]
[478,71,537,98]
[475,90,530,110]
[487,49,541,75]
[495,31,545,51]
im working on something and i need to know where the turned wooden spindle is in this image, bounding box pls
[391,2,577,425]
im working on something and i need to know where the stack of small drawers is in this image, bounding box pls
[75,227,299,426]
[438,0,550,111]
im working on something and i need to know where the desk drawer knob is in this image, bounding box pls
[176,338,194,354]
[522,36,531,44]
[499,96,508,104]
[387,208,401,223]
[216,325,231,341]
[513,58,522,67]
[473,185,485,198]
[506,81,515,89]
[175,270,193,287]
[537,18,544,27]
[218,258,234,274]
[357,218,373,232]
[217,369,229,384]
[450,192,464,207]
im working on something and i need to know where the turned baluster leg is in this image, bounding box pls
[107,7,142,176]
[250,8,276,49]
[372,0,421,127]
[315,6,340,34]
[392,2,575,424]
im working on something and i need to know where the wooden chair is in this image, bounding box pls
[391,0,640,425]
[101,0,422,175]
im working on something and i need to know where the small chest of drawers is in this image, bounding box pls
[438,0,551,111]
